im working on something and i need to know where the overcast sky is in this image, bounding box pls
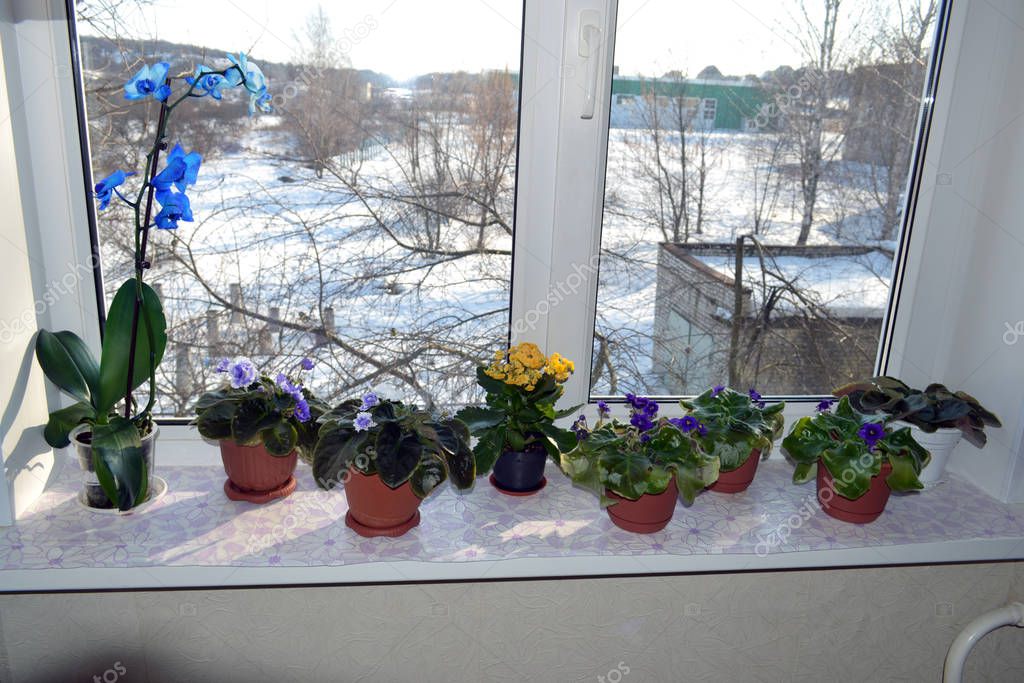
[80,0,886,81]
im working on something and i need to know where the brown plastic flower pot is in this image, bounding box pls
[220,441,298,504]
[344,467,422,537]
[708,448,761,493]
[605,477,679,533]
[816,460,893,524]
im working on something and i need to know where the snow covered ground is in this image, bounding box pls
[108,124,896,413]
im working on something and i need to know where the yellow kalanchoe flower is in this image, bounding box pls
[484,343,575,390]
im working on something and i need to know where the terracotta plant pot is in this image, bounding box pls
[605,477,679,533]
[219,441,298,504]
[708,448,761,493]
[817,460,893,524]
[344,467,423,537]
[491,444,549,494]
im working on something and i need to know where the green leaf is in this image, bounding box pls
[43,401,96,448]
[195,400,236,441]
[443,439,476,490]
[792,461,816,484]
[886,453,924,492]
[375,423,423,488]
[601,449,654,499]
[261,421,298,456]
[537,422,579,454]
[410,456,447,498]
[231,400,277,445]
[821,442,879,500]
[472,428,504,475]
[708,436,756,472]
[91,416,146,510]
[454,405,506,433]
[312,423,366,489]
[96,281,167,414]
[35,330,91,404]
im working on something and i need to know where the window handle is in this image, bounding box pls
[578,9,602,120]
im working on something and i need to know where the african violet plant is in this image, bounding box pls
[456,343,580,473]
[833,376,1001,448]
[33,53,271,509]
[679,386,785,472]
[781,396,930,500]
[313,393,475,498]
[194,357,326,460]
[560,394,720,506]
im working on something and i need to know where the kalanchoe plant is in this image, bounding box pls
[678,386,785,472]
[781,396,930,500]
[193,357,326,461]
[456,343,580,473]
[560,394,719,506]
[313,394,475,499]
[833,376,1001,448]
[34,53,271,509]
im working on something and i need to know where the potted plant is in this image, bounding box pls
[313,393,475,537]
[456,343,579,495]
[194,357,325,503]
[679,386,785,493]
[560,395,719,533]
[781,396,930,523]
[33,54,272,511]
[833,376,1001,485]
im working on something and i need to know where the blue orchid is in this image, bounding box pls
[151,144,202,193]
[124,62,172,101]
[153,189,193,229]
[187,65,228,100]
[225,53,271,116]
[93,170,135,210]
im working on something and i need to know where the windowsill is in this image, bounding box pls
[1,452,1022,592]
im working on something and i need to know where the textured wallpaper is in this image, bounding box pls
[0,561,1022,682]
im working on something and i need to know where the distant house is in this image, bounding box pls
[610,76,766,131]
[652,242,891,394]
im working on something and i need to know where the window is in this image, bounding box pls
[67,0,945,420]
[590,0,939,400]
[76,1,523,417]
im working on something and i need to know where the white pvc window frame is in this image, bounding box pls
[5,0,1022,507]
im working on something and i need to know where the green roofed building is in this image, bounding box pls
[610,76,767,131]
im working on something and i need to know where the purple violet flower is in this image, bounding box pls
[293,399,311,423]
[300,357,315,371]
[228,357,257,389]
[748,388,766,409]
[858,422,885,450]
[711,385,725,397]
[214,358,231,373]
[353,411,376,432]
[816,398,835,412]
[596,400,610,418]
[359,392,379,411]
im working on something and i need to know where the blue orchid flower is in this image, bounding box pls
[187,65,227,100]
[93,170,135,210]
[124,62,171,101]
[153,189,193,229]
[225,53,271,116]
[151,144,202,193]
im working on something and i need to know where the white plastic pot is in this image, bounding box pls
[893,420,962,486]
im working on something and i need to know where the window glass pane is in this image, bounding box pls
[593,0,939,397]
[77,0,523,415]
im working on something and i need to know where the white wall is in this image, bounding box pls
[0,562,1021,682]
[886,0,1024,502]
[0,2,57,524]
